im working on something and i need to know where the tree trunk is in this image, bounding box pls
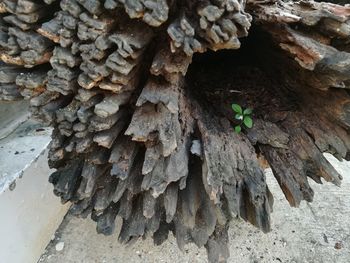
[1,0,349,262]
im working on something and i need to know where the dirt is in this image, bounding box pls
[185,33,298,132]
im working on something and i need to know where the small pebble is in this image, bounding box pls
[334,241,343,250]
[55,242,65,251]
[9,181,16,191]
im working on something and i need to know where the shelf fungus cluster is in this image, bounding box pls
[1,0,350,262]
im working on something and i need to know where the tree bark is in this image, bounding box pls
[1,0,349,262]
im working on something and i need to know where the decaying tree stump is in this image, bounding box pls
[1,0,349,262]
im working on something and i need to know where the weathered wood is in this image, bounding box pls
[1,0,350,262]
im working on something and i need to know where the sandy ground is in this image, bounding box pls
[39,154,350,263]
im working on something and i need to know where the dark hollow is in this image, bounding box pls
[185,27,299,126]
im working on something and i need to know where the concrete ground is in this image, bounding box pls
[39,154,350,263]
[0,102,69,263]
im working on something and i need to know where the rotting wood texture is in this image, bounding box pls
[1,0,350,262]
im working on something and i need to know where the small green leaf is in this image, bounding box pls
[234,125,241,133]
[231,104,242,114]
[235,113,243,120]
[243,108,252,115]
[243,116,253,128]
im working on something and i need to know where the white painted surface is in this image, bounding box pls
[0,150,69,263]
[0,103,69,263]
[0,119,52,194]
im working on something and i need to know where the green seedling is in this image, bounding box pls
[231,104,253,133]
